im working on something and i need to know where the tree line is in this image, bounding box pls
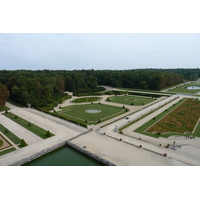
[0,68,199,109]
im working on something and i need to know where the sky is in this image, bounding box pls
[0,33,200,70]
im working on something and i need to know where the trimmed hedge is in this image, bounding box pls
[128,91,163,98]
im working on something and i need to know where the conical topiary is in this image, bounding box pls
[46,130,51,137]
[20,139,28,147]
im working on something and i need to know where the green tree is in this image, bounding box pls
[0,84,10,106]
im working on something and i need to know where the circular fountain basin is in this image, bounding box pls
[85,109,101,113]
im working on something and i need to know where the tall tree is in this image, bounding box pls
[0,84,10,105]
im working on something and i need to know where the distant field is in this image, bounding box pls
[72,97,101,103]
[169,82,200,94]
[107,95,155,106]
[57,103,128,124]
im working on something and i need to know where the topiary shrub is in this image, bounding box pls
[15,115,18,119]
[20,139,28,148]
[46,130,51,137]
[28,122,31,126]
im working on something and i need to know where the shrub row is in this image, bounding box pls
[128,91,164,98]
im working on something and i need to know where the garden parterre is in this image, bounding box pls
[147,99,200,134]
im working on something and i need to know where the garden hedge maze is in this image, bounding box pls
[147,99,200,134]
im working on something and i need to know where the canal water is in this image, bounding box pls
[23,145,105,166]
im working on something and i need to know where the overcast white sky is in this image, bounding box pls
[0,33,200,70]
[0,0,200,71]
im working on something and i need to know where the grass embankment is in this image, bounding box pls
[134,98,188,138]
[3,112,54,139]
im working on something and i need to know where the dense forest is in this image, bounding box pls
[0,68,199,110]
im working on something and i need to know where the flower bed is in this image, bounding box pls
[147,99,200,134]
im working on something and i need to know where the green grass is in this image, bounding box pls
[193,120,200,137]
[107,95,155,106]
[0,140,3,147]
[3,112,54,139]
[72,97,101,103]
[0,105,10,112]
[0,147,16,156]
[57,103,128,124]
[0,124,21,144]
[168,82,200,95]
[134,98,188,138]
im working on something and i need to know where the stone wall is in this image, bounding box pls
[65,141,116,166]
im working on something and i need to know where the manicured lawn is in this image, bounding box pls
[0,147,16,156]
[169,82,200,94]
[0,140,3,147]
[194,121,200,137]
[0,124,21,144]
[57,103,128,124]
[72,97,102,103]
[135,98,200,138]
[3,112,54,139]
[107,95,155,106]
[0,105,10,112]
